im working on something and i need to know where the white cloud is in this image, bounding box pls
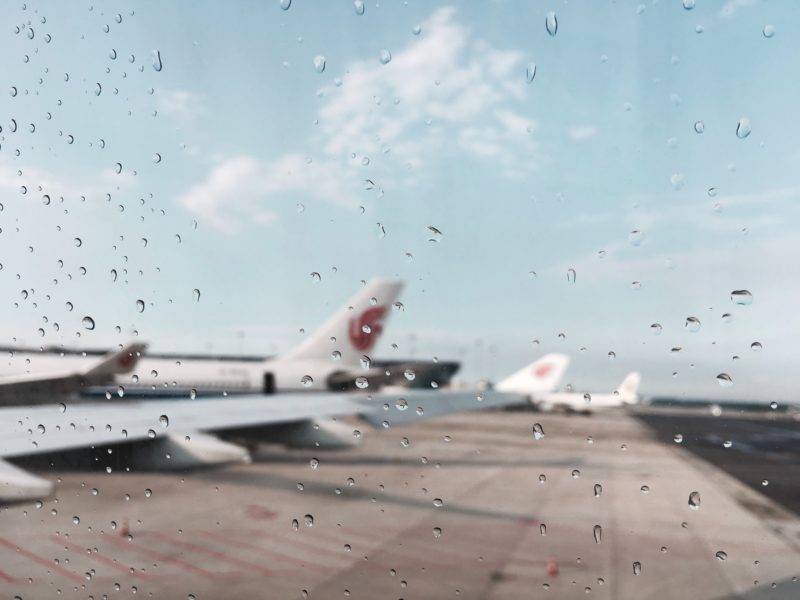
[176,154,354,233]
[157,89,205,121]
[718,0,757,18]
[568,125,598,141]
[181,6,538,232]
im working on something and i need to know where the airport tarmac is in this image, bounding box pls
[0,408,798,599]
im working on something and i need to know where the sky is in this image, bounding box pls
[0,0,797,401]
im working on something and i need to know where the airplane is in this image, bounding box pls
[0,279,404,398]
[514,371,642,413]
[0,343,147,405]
[0,353,569,501]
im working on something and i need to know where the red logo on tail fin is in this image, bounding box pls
[116,351,136,369]
[532,363,554,378]
[348,306,387,352]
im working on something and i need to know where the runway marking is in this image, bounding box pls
[105,534,227,579]
[198,530,337,571]
[49,535,152,580]
[148,531,275,577]
[0,535,83,583]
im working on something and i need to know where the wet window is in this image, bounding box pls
[0,2,795,598]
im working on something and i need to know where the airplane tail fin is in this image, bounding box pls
[616,372,641,403]
[284,279,404,366]
[85,342,148,381]
[495,354,570,395]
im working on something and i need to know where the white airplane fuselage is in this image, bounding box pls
[536,391,634,412]
[0,351,359,397]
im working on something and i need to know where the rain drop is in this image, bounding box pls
[716,373,733,387]
[735,118,751,139]
[151,50,163,72]
[730,290,753,305]
[525,62,536,83]
[545,11,558,36]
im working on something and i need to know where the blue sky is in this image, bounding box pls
[0,0,797,401]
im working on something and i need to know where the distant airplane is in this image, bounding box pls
[0,353,564,501]
[0,279,404,397]
[0,343,146,405]
[523,371,642,413]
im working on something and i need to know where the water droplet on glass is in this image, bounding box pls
[650,323,662,335]
[313,55,326,73]
[762,25,775,38]
[301,375,313,387]
[158,415,169,428]
[567,268,577,284]
[353,0,364,15]
[135,299,145,313]
[82,316,95,330]
[688,491,701,509]
[94,82,102,96]
[545,11,558,36]
[151,50,163,72]
[192,289,201,302]
[694,120,705,134]
[716,373,733,387]
[280,0,291,9]
[633,561,642,575]
[526,62,537,83]
[593,524,602,544]
[303,514,314,527]
[715,550,727,561]
[379,49,392,65]
[309,458,319,469]
[432,527,442,539]
[730,290,752,305]
[594,483,602,497]
[532,423,545,440]
[355,376,369,389]
[736,118,751,139]
[682,0,695,8]
[684,316,701,332]
[674,433,684,443]
[571,469,581,479]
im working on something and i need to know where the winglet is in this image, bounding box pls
[495,354,570,395]
[85,342,148,380]
[284,279,404,365]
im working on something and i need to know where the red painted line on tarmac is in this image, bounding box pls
[255,528,460,572]
[49,536,152,580]
[106,534,223,579]
[0,565,14,583]
[148,531,275,577]
[0,535,83,583]
[198,531,335,571]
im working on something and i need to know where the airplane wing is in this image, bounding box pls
[0,376,533,501]
[0,343,146,404]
